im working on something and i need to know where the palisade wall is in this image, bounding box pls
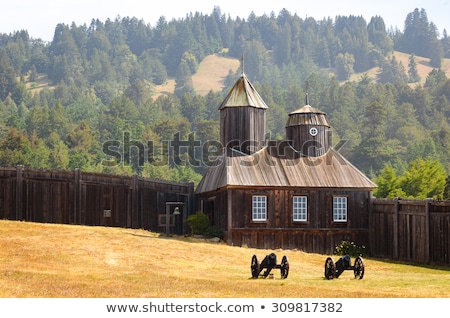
[370,197,450,265]
[0,165,194,233]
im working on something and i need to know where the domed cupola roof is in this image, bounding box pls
[285,96,331,157]
[286,104,330,128]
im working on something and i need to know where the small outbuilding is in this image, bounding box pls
[195,71,377,254]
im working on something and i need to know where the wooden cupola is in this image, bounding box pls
[218,57,268,155]
[285,92,331,157]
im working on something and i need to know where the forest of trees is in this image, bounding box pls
[1,6,450,199]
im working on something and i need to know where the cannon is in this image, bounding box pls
[324,255,364,280]
[251,253,289,279]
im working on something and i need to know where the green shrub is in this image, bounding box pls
[335,240,366,257]
[186,212,224,239]
[187,211,209,235]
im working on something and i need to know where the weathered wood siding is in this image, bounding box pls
[220,107,266,154]
[0,167,18,220]
[285,124,331,157]
[429,201,450,264]
[370,198,450,265]
[197,187,371,254]
[0,166,194,234]
[22,169,74,224]
[232,229,368,254]
[199,190,450,264]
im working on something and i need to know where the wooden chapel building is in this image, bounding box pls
[195,70,377,254]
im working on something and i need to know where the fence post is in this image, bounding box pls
[368,196,375,255]
[130,174,138,228]
[393,197,399,260]
[15,165,23,220]
[74,168,81,224]
[425,198,432,264]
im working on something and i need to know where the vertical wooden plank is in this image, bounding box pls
[15,165,23,220]
[425,198,431,264]
[73,168,80,224]
[393,197,399,260]
[131,175,138,228]
[227,188,232,245]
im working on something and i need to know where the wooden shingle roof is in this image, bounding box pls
[286,105,330,127]
[218,73,268,110]
[195,145,377,193]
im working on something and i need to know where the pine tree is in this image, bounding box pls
[0,51,17,101]
[407,54,421,83]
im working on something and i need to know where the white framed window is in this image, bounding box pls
[293,196,307,221]
[333,196,347,222]
[252,195,267,221]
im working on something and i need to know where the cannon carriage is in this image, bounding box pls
[251,253,289,279]
[324,255,364,280]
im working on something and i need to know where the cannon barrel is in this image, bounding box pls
[261,253,277,267]
[337,255,351,269]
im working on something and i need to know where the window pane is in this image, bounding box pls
[293,196,307,221]
[252,195,266,221]
[333,196,347,222]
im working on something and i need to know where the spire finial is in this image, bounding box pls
[240,54,245,76]
[305,81,310,105]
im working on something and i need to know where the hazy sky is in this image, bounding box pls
[2,0,449,42]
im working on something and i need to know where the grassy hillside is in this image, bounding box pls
[348,51,450,85]
[153,53,240,98]
[30,52,450,98]
[1,220,449,298]
[155,52,450,98]
[192,54,240,95]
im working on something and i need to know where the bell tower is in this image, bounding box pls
[285,89,331,157]
[218,56,268,155]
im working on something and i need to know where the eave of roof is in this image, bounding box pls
[289,104,326,115]
[195,147,377,193]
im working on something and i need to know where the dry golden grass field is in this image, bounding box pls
[153,53,239,98]
[349,51,450,85]
[0,220,449,298]
[155,52,450,98]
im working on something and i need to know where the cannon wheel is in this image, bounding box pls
[353,256,365,279]
[280,255,289,279]
[324,257,336,280]
[251,255,260,278]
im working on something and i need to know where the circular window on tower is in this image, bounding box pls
[309,127,318,136]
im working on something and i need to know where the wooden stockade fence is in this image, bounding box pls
[370,198,450,265]
[0,165,194,234]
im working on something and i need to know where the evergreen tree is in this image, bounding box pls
[428,21,444,68]
[352,99,389,174]
[373,164,404,198]
[398,158,446,199]
[378,55,407,83]
[367,16,393,55]
[124,78,152,108]
[275,22,291,66]
[407,54,420,83]
[442,29,450,58]
[334,53,354,80]
[0,50,17,101]
[174,60,195,97]
[47,132,70,170]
